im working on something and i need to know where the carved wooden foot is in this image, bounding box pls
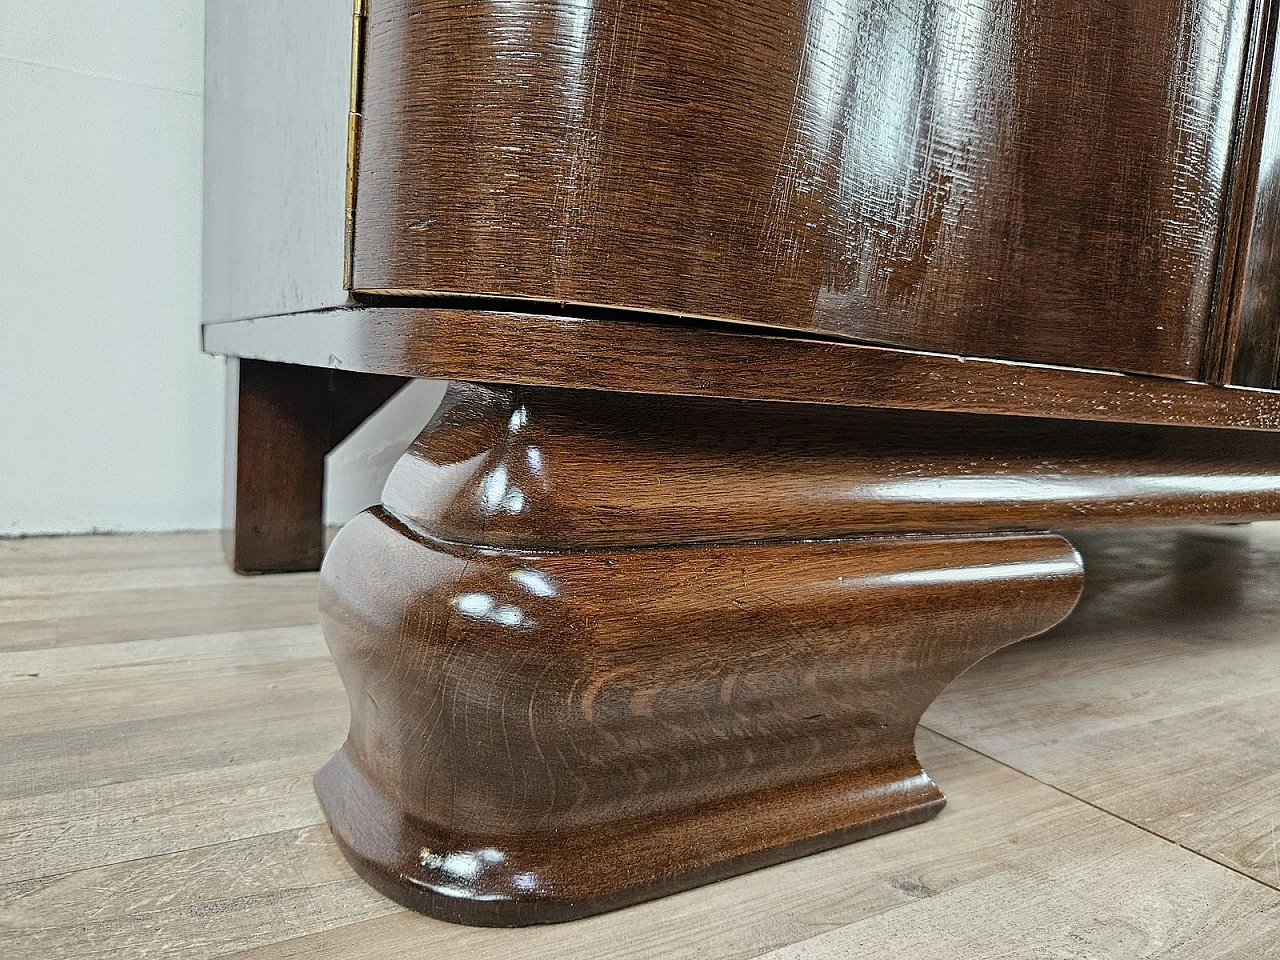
[314,384,1089,924]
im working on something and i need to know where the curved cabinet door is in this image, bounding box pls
[352,0,1252,378]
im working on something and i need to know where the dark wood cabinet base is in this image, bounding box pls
[316,509,1081,925]
[304,383,1253,925]
[316,730,945,927]
[206,373,1280,924]
[205,0,1280,929]
[299,381,1280,923]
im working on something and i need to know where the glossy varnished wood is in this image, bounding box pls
[203,305,1280,431]
[353,0,1252,377]
[11,531,1280,956]
[311,381,1280,923]
[1227,0,1280,386]
[387,383,1280,549]
[310,384,1091,925]
[1201,0,1278,383]
[224,359,407,574]
[317,511,1081,924]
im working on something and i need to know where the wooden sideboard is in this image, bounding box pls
[205,0,1280,926]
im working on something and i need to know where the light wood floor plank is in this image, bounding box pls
[0,532,227,574]
[0,534,319,651]
[0,660,345,801]
[0,625,331,735]
[5,530,1280,959]
[925,525,1280,893]
[0,580,320,652]
[0,755,330,885]
[217,734,1280,960]
[0,825,399,960]
[753,838,1280,960]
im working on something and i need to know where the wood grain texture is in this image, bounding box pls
[0,535,400,960]
[353,0,1251,377]
[318,382,1280,921]
[0,532,319,652]
[7,531,1280,957]
[1227,0,1280,386]
[307,384,1123,924]
[203,305,1280,432]
[387,382,1280,550]
[224,359,406,574]
[224,359,330,574]
[925,524,1280,892]
[237,728,1280,960]
[1201,0,1279,383]
[1,824,399,960]
[318,509,1082,924]
[753,842,1277,960]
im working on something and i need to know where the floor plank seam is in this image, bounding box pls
[9,531,1280,955]
[0,819,330,889]
[919,724,1280,895]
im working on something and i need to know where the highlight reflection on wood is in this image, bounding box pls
[384,384,1280,549]
[204,0,1280,933]
[354,0,1251,377]
[318,515,1081,925]
[203,304,1280,431]
[313,385,1099,924]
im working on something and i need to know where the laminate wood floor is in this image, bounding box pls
[3,527,1280,958]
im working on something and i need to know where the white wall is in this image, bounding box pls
[0,1,436,535]
[325,379,447,524]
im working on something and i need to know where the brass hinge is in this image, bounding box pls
[344,0,369,289]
